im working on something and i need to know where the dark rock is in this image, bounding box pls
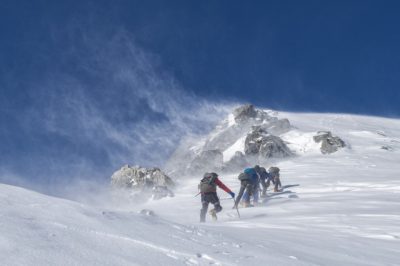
[313,131,345,154]
[244,126,292,158]
[376,131,386,137]
[233,104,258,123]
[190,105,292,170]
[111,165,175,200]
[381,145,393,151]
[166,104,293,175]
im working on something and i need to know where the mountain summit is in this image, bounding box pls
[165,104,345,176]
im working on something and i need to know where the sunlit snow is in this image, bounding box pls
[1,111,400,265]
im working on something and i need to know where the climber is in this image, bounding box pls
[198,172,235,222]
[233,167,258,208]
[254,166,271,197]
[268,166,282,192]
[252,165,262,203]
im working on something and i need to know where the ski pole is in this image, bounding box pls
[233,198,240,218]
[194,192,201,197]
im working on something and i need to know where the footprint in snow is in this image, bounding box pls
[139,209,156,216]
[194,253,222,265]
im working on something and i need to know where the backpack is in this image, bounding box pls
[199,173,218,193]
[238,172,250,181]
[268,167,280,175]
[239,168,258,183]
[259,167,269,179]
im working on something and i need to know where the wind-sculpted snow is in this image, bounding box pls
[223,151,249,171]
[2,111,400,265]
[0,184,232,265]
[188,149,224,174]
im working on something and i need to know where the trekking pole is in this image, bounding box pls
[233,198,240,218]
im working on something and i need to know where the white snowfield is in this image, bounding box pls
[1,112,400,265]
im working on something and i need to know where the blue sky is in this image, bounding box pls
[1,1,400,190]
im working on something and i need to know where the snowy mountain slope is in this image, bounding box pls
[143,111,400,265]
[0,184,243,265]
[165,105,293,174]
[2,111,400,265]
[165,105,348,175]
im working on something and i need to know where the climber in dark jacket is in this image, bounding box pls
[268,166,282,192]
[255,166,271,197]
[198,172,235,222]
[233,168,258,208]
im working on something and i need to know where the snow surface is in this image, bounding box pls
[1,112,400,265]
[223,136,246,162]
[280,130,321,155]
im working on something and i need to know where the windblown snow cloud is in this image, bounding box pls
[0,23,236,191]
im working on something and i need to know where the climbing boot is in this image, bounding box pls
[261,190,267,198]
[243,201,254,208]
[209,209,217,221]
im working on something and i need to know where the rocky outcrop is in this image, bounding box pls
[111,165,174,200]
[203,105,291,152]
[232,104,278,125]
[188,149,223,173]
[165,104,294,175]
[233,104,258,123]
[245,126,292,159]
[313,131,345,154]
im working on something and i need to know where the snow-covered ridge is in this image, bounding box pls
[2,109,400,265]
[165,104,347,175]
